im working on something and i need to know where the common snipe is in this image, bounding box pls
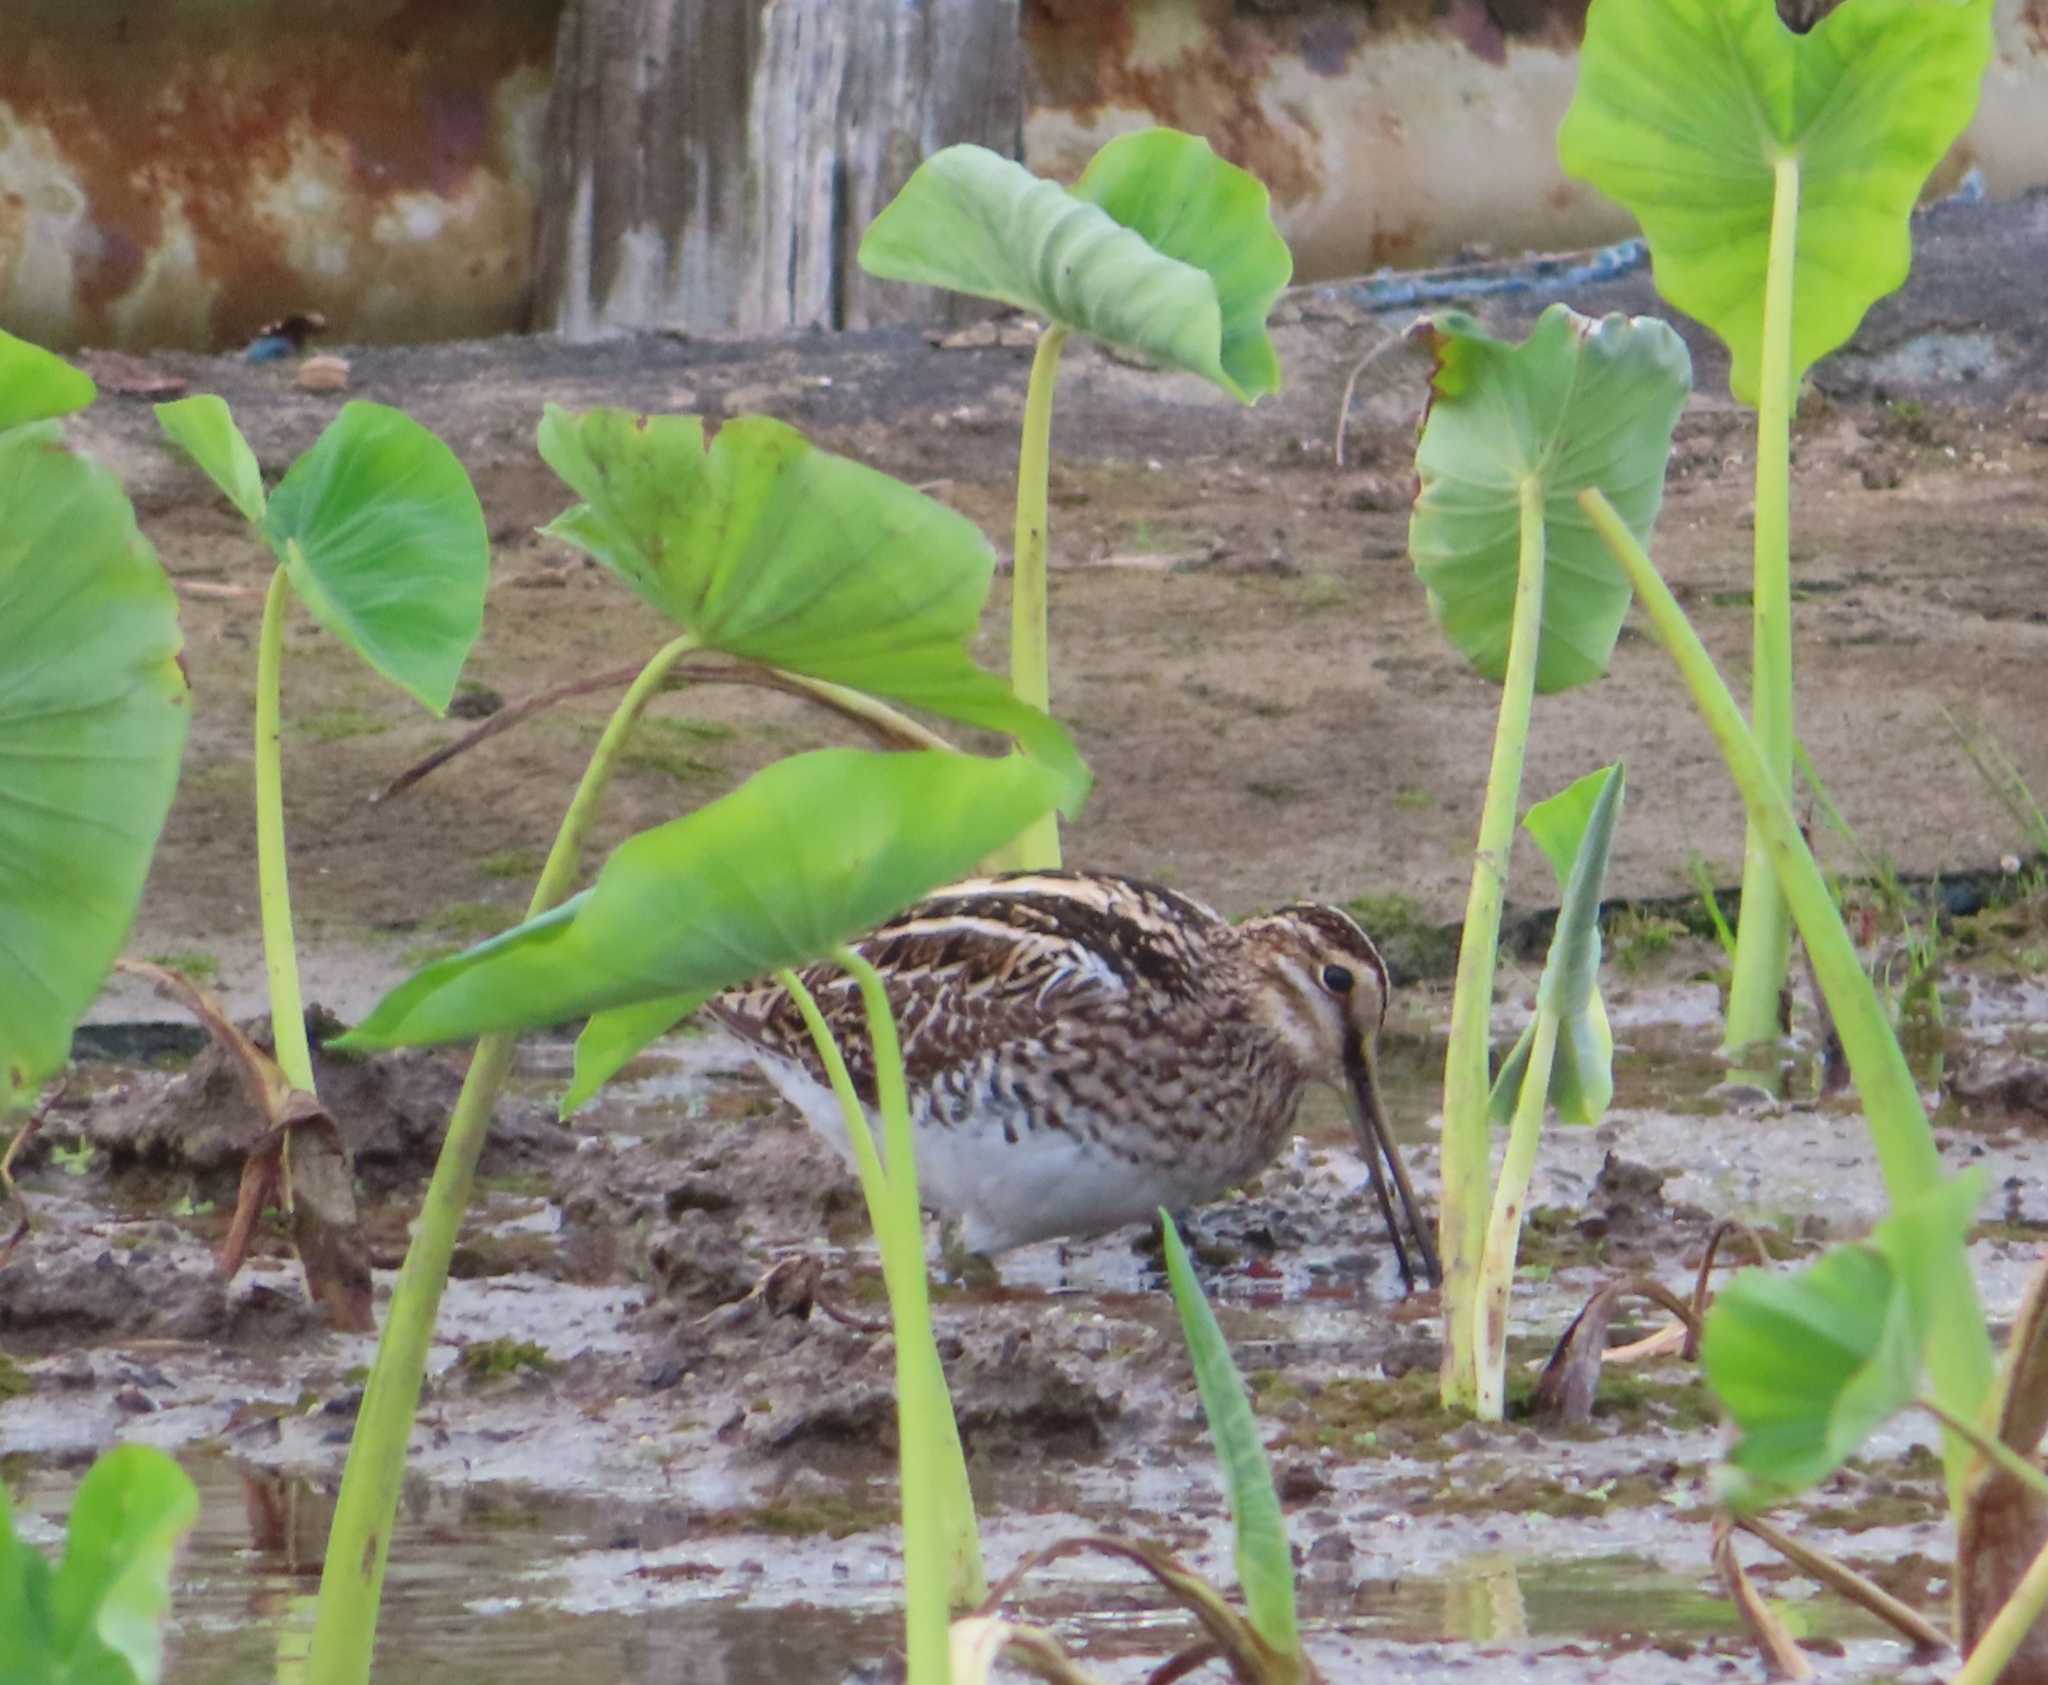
[710,870,1441,1291]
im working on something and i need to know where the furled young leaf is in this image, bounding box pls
[537,407,1085,802]
[154,396,265,524]
[1411,306,1690,695]
[0,1444,199,1685]
[263,401,489,713]
[337,748,1065,1051]
[859,130,1289,403]
[563,992,708,1117]
[1702,1170,1984,1509]
[1160,1212,1302,1665]
[1559,0,1994,405]
[0,330,95,432]
[0,427,189,1113]
[1489,763,1625,1125]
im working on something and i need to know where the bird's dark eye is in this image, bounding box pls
[1321,964,1355,994]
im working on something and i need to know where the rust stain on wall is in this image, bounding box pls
[0,0,558,350]
[1024,0,1323,205]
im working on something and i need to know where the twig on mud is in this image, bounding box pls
[1733,1512,1951,1659]
[1333,328,1405,469]
[376,655,953,804]
[0,1081,68,1269]
[1712,1514,1816,1681]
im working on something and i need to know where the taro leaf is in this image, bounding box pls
[858,130,1289,403]
[0,330,94,432]
[1558,0,1994,406]
[1160,1211,1300,1662]
[564,991,709,1117]
[536,407,1085,802]
[337,748,1064,1051]
[1489,763,1625,1125]
[0,1443,199,1685]
[1702,1170,1983,1509]
[1410,305,1690,694]
[0,427,189,1114]
[263,401,489,713]
[154,396,265,524]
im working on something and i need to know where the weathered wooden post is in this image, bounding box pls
[534,0,1019,338]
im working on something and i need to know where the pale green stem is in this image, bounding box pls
[1723,153,1802,1070]
[999,323,1071,873]
[1474,1009,1560,1421]
[1952,1537,2048,1685]
[255,565,315,1094]
[1918,1395,2048,1506]
[781,961,985,1623]
[1582,487,1994,1507]
[1440,475,1546,1411]
[842,947,987,1669]
[778,969,892,1221]
[305,632,699,1685]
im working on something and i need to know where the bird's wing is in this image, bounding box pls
[708,873,1226,1104]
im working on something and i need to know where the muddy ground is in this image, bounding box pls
[6,188,2048,1680]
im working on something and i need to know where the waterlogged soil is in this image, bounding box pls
[7,188,2048,1679]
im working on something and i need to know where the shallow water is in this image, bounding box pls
[5,1455,1913,1683]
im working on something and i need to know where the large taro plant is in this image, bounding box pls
[860,126,1291,868]
[307,406,1088,1685]
[1559,0,1995,1071]
[0,331,188,1124]
[1580,487,1993,1506]
[1406,304,1688,1414]
[152,394,489,1328]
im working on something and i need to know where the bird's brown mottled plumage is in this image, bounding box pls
[709,870,1439,1289]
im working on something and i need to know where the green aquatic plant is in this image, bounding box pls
[1559,0,1995,1069]
[1701,1172,2048,1681]
[1406,304,1688,1414]
[861,126,1290,868]
[311,408,1087,1685]
[1475,763,1627,1419]
[0,331,188,1119]
[953,1213,1317,1684]
[1581,487,1994,1498]
[0,1444,199,1685]
[154,393,489,1326]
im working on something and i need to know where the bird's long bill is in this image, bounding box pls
[1343,1037,1442,1293]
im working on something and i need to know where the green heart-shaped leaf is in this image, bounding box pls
[1559,0,1994,406]
[337,748,1065,1050]
[1489,763,1625,1125]
[0,330,94,432]
[537,407,1086,803]
[0,1444,199,1685]
[0,426,189,1113]
[1703,1169,1983,1508]
[1410,305,1691,695]
[859,130,1289,403]
[564,993,707,1117]
[264,401,489,714]
[155,395,266,524]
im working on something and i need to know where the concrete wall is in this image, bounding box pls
[0,0,557,350]
[4,0,2045,348]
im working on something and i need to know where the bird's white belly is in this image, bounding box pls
[748,1052,1234,1254]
